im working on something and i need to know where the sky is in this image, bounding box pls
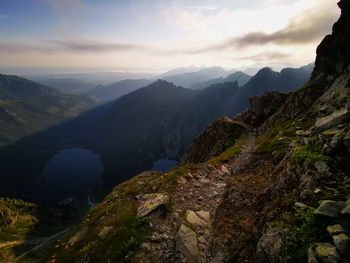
[0,0,340,72]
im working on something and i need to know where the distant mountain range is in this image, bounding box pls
[160,66,234,88]
[0,63,313,201]
[0,74,98,146]
[190,71,252,90]
[86,79,153,102]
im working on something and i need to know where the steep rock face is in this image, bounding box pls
[180,117,246,165]
[312,0,350,79]
[235,91,288,127]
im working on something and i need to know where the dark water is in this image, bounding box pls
[42,148,104,203]
[0,148,104,204]
[152,159,177,172]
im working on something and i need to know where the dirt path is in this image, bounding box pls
[136,134,257,262]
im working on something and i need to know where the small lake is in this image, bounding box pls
[152,159,177,172]
[41,148,104,203]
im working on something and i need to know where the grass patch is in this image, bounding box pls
[256,137,288,156]
[207,136,246,164]
[286,207,330,262]
[291,137,329,164]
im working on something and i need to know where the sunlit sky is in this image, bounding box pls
[0,0,340,71]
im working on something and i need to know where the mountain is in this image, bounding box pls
[85,79,152,102]
[224,71,252,86]
[34,2,349,262]
[161,66,233,88]
[0,74,60,99]
[189,77,225,90]
[31,77,97,94]
[1,1,350,263]
[0,74,99,146]
[159,66,203,77]
[189,71,252,90]
[0,63,312,196]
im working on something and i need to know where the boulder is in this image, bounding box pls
[0,206,18,226]
[315,200,346,217]
[314,243,340,263]
[185,210,208,228]
[315,108,349,132]
[68,228,88,244]
[211,251,225,263]
[255,227,287,263]
[332,233,350,256]
[308,247,320,263]
[330,135,341,149]
[98,226,114,239]
[294,202,309,209]
[137,193,169,217]
[175,224,199,260]
[314,161,330,173]
[196,210,211,225]
[340,200,350,215]
[327,225,346,236]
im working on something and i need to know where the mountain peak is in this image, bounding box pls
[312,0,350,78]
[252,67,279,80]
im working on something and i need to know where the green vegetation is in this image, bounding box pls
[292,137,329,164]
[285,207,330,262]
[207,136,246,164]
[256,137,288,157]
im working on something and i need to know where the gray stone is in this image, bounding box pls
[308,247,320,263]
[340,200,350,215]
[315,108,349,132]
[185,210,208,228]
[315,243,340,263]
[327,224,346,235]
[175,224,199,260]
[332,233,350,256]
[221,165,230,175]
[255,227,287,263]
[137,193,169,217]
[68,228,88,244]
[196,210,211,225]
[295,202,309,209]
[330,135,341,149]
[98,226,114,239]
[315,200,346,217]
[314,160,330,173]
[211,251,225,263]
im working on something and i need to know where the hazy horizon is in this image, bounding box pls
[0,0,339,71]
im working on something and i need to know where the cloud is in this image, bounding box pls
[185,0,339,54]
[0,40,152,54]
[233,51,291,62]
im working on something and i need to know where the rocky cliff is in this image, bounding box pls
[179,117,247,165]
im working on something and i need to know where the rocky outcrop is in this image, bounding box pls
[312,0,350,79]
[176,224,199,261]
[180,117,246,165]
[315,200,346,217]
[315,108,350,132]
[255,227,287,263]
[137,193,169,217]
[235,91,288,127]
